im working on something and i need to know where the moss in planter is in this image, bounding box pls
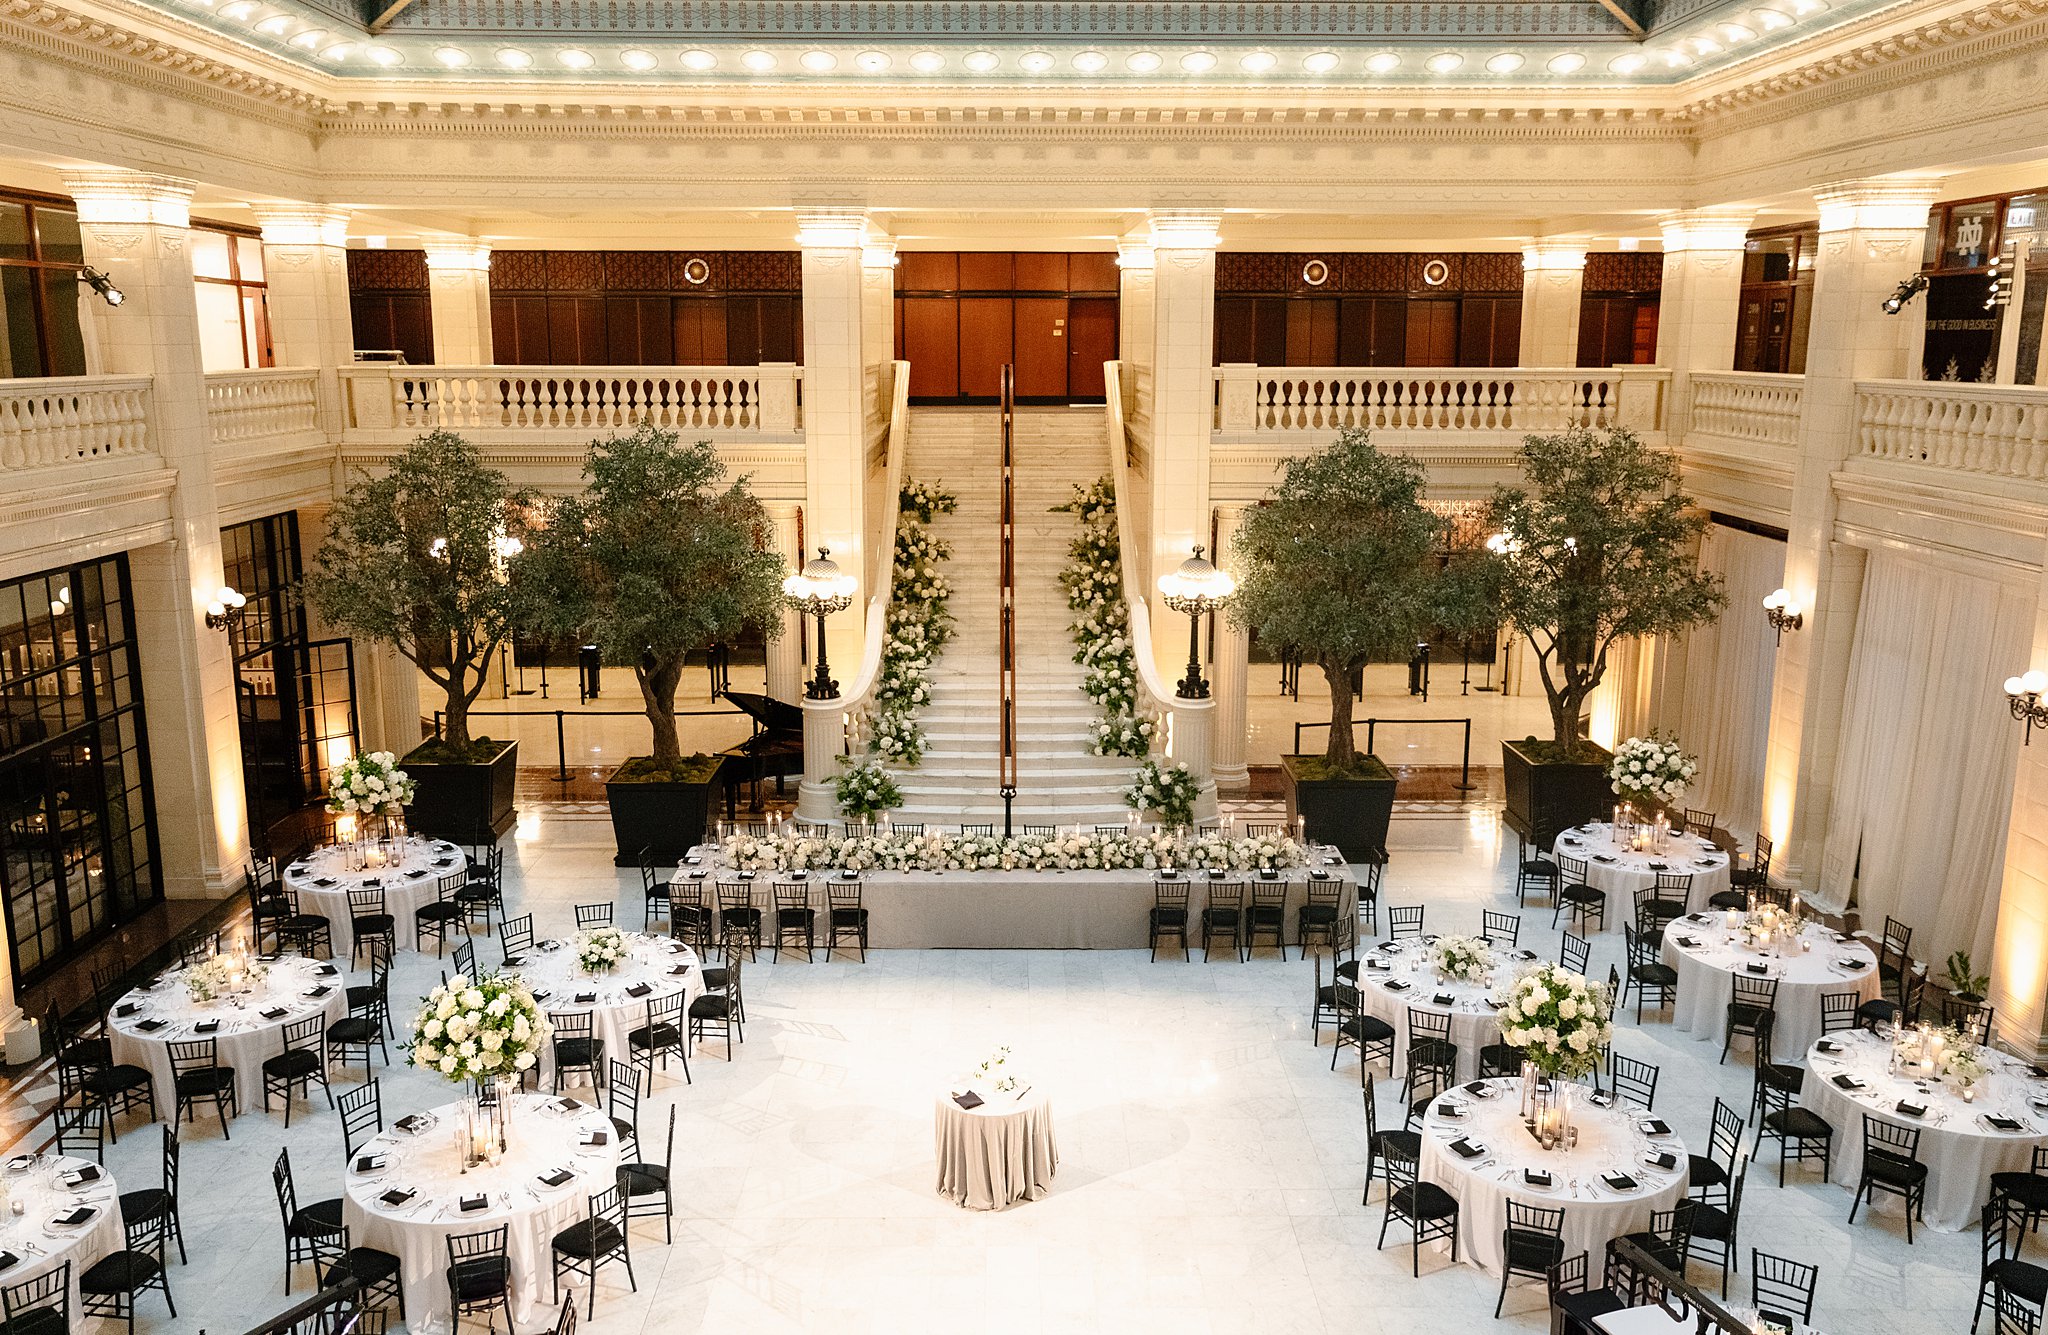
[611,754,723,785]
[1513,736,1612,765]
[404,736,511,766]
[1287,752,1395,782]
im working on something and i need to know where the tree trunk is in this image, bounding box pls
[637,653,686,767]
[442,674,471,751]
[1548,690,1574,750]
[1322,659,1356,767]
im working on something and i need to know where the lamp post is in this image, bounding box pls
[1158,545,1236,700]
[783,547,857,700]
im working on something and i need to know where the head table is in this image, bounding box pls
[1552,823,1731,917]
[0,1151,124,1326]
[1659,916,1880,1059]
[285,838,469,958]
[1355,938,1541,1081]
[1799,1027,2048,1231]
[341,1092,623,1333]
[1417,1077,1691,1276]
[509,932,703,1085]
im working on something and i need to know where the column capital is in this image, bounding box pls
[60,171,195,227]
[860,236,898,270]
[1659,209,1756,253]
[423,239,492,273]
[1116,240,1156,271]
[1814,176,1943,233]
[1520,240,1589,272]
[795,208,871,250]
[253,205,351,248]
[1147,210,1222,250]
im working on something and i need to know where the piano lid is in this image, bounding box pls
[721,690,803,736]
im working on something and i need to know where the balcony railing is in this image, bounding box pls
[0,375,154,471]
[1855,379,2048,482]
[1688,371,1803,451]
[205,368,321,446]
[341,364,802,439]
[1213,364,1666,439]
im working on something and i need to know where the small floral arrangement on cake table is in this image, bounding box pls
[185,953,266,1002]
[1125,758,1200,829]
[326,749,415,814]
[1495,962,1613,1079]
[971,1044,1020,1093]
[1431,935,1494,985]
[576,926,628,974]
[1608,734,1697,809]
[405,972,549,1084]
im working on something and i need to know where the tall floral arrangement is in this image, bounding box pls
[835,758,903,821]
[1608,733,1697,809]
[1054,478,1158,759]
[1495,963,1613,1079]
[327,750,415,814]
[405,972,550,1084]
[864,480,956,768]
[1124,758,1200,829]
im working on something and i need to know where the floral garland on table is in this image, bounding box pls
[1608,734,1697,810]
[1053,477,1159,760]
[405,972,550,1085]
[575,926,628,974]
[1431,935,1494,985]
[834,758,903,821]
[718,827,1308,874]
[1495,962,1614,1080]
[1125,758,1200,829]
[327,750,415,814]
[186,954,266,1002]
[863,480,957,769]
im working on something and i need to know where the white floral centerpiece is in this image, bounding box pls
[186,953,266,1002]
[1496,962,1613,1080]
[1124,758,1201,829]
[1608,734,1697,811]
[405,972,549,1085]
[326,749,415,815]
[1431,935,1494,985]
[834,758,903,821]
[575,926,628,974]
[716,826,1294,875]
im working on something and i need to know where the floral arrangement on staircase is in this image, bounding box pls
[718,826,1310,874]
[1053,477,1159,761]
[854,480,957,774]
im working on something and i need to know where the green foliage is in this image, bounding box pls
[1228,429,1453,765]
[1286,752,1394,783]
[1482,427,1727,747]
[834,757,902,820]
[610,754,724,785]
[306,431,531,750]
[403,737,509,767]
[1945,950,1989,998]
[518,424,786,765]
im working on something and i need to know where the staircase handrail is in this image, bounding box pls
[1103,360,1180,717]
[998,365,1019,828]
[836,360,912,718]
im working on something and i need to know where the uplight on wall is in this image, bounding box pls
[1762,588,1802,643]
[204,586,248,632]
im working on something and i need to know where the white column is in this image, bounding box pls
[1519,241,1588,366]
[1657,209,1755,441]
[1118,240,1156,385]
[423,240,493,365]
[1144,210,1220,690]
[765,504,805,705]
[1211,504,1251,789]
[1990,532,2048,1059]
[1761,176,1941,889]
[65,170,249,904]
[861,235,897,384]
[254,205,352,438]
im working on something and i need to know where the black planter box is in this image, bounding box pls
[1501,740,1614,850]
[605,760,724,867]
[402,740,518,843]
[1281,755,1396,863]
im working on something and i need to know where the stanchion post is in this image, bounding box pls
[552,710,571,784]
[1454,718,1476,792]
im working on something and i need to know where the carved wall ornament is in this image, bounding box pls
[1301,258,1329,287]
[1421,259,1451,287]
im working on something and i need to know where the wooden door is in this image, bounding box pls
[756,296,800,364]
[547,296,607,363]
[958,297,1014,398]
[673,298,728,364]
[352,293,434,365]
[1013,296,1068,398]
[1066,298,1118,399]
[489,295,549,363]
[1405,300,1457,366]
[901,297,958,398]
[1214,297,1255,364]
[605,296,672,365]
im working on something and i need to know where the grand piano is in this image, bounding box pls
[717,690,804,817]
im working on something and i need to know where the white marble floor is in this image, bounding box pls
[34,799,1978,1335]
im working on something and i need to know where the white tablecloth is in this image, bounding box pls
[1598,1307,1821,1335]
[285,839,470,957]
[0,1153,124,1326]
[1660,919,1880,1059]
[510,933,703,1086]
[1418,1077,1690,1276]
[1357,940,1536,1080]
[342,1093,623,1333]
[1552,825,1731,918]
[1799,1029,2048,1231]
[108,955,351,1116]
[934,1086,1058,1211]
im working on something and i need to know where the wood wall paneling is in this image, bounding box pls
[958,297,1014,397]
[1013,297,1068,397]
[1067,297,1118,398]
[1012,253,1068,292]
[1405,301,1458,366]
[1069,252,1120,293]
[349,292,433,364]
[900,297,959,399]
[897,252,958,291]
[957,253,1015,290]
[673,297,728,365]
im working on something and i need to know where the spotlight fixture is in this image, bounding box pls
[204,586,248,632]
[1761,588,1803,643]
[1881,272,1929,315]
[2007,670,2048,745]
[78,267,123,307]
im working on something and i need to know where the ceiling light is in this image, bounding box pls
[362,44,401,66]
[557,49,594,69]
[1663,48,1694,67]
[741,49,777,72]
[1019,51,1055,74]
[1365,52,1401,74]
[1609,52,1646,74]
[1180,51,1217,73]
[800,50,838,72]
[1303,51,1340,75]
[855,50,891,73]
[1073,50,1108,73]
[1240,51,1277,74]
[1126,51,1162,73]
[434,46,470,68]
[1426,52,1463,73]
[256,14,292,34]
[1754,7,1792,28]
[289,28,327,48]
[1486,52,1525,74]
[620,49,658,71]
[680,48,717,71]
[1790,0,1827,13]
[1693,37,1722,54]
[320,41,353,60]
[910,50,945,74]
[1548,51,1587,74]
[964,50,1000,72]
[496,48,532,68]
[1722,22,1756,41]
[218,0,255,17]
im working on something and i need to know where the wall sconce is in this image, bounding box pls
[204,586,247,632]
[1762,588,1803,643]
[77,267,124,307]
[2007,670,2048,745]
[1880,272,1928,316]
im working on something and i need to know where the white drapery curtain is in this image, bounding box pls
[1819,549,2032,970]
[1673,525,1784,843]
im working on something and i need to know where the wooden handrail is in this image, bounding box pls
[998,364,1018,834]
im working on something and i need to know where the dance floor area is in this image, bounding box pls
[25,800,1977,1335]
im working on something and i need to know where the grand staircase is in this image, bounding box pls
[887,405,1140,827]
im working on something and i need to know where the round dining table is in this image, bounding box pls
[934,1085,1058,1211]
[1417,1077,1691,1276]
[511,932,703,1086]
[284,838,469,958]
[1552,824,1731,917]
[341,1092,623,1333]
[1660,917,1881,1059]
[0,1151,124,1324]
[1799,1027,2048,1231]
[107,954,350,1115]
[1355,938,1535,1081]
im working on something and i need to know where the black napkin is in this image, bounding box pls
[1897,1100,1928,1118]
[1745,962,1771,975]
[530,989,551,1003]
[502,955,525,967]
[135,1019,165,1033]
[1642,1118,1672,1136]
[1437,1104,1465,1120]
[1365,958,1390,971]
[361,878,382,889]
[1593,854,1616,864]
[2032,1064,2048,1080]
[1588,1091,1615,1108]
[1832,1074,1864,1091]
[552,1098,582,1113]
[790,870,810,880]
[836,870,858,880]
[1523,1168,1553,1186]
[1207,869,1226,880]
[538,1168,574,1187]
[1989,1115,2025,1132]
[0,1252,17,1272]
[1645,1151,1679,1170]
[406,869,429,879]
[1816,1040,1840,1054]
[626,983,652,998]
[260,1006,288,1020]
[1676,937,1701,949]
[352,1153,386,1173]
[953,1091,985,1110]
[1377,941,1399,952]
[1647,862,1667,871]
[1310,870,1331,881]
[304,985,332,998]
[1601,1172,1639,1192]
[1431,992,1455,1007]
[432,858,454,868]
[379,1188,415,1207]
[669,965,692,976]
[115,1002,137,1018]
[573,991,597,1004]
[395,1114,425,1133]
[1448,1138,1484,1159]
[313,877,336,887]
[1463,1081,1490,1096]
[62,1164,100,1184]
[1384,980,1411,992]
[737,871,756,881]
[52,1206,95,1227]
[578,1130,608,1147]
[316,964,339,976]
[1516,950,1538,961]
[193,1020,219,1035]
[458,1194,488,1213]
[1258,869,1279,880]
